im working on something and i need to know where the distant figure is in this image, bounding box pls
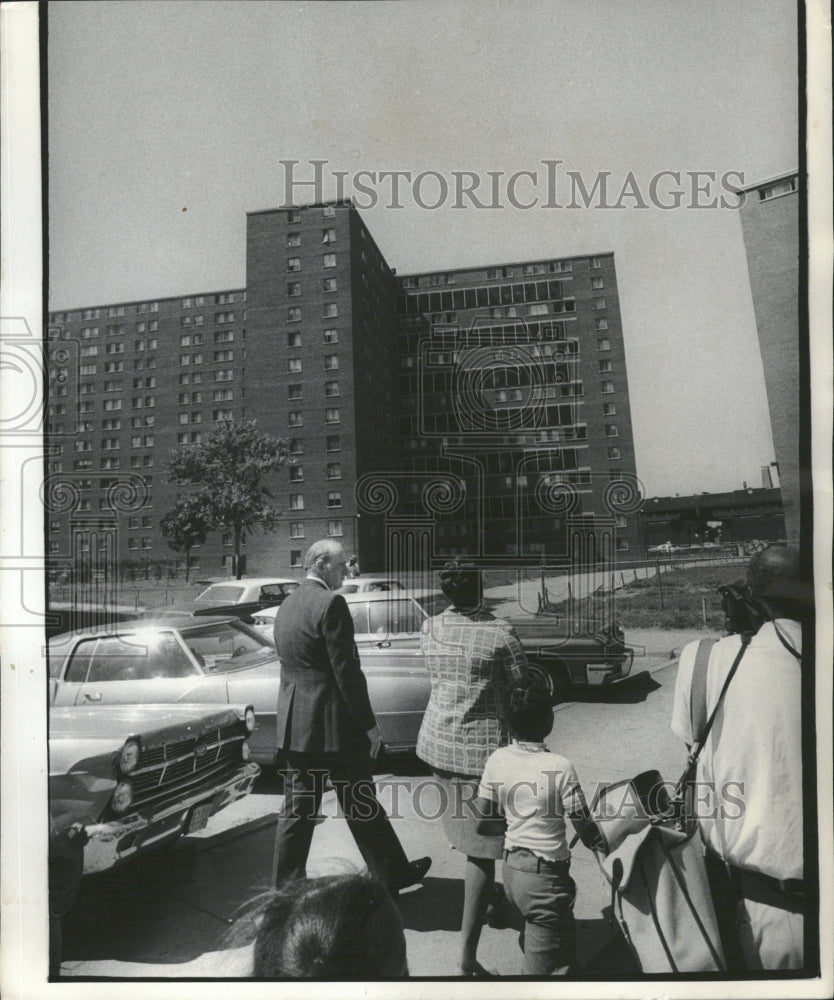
[671,544,809,969]
[271,539,430,894]
[346,555,360,578]
[416,560,529,977]
[249,873,408,978]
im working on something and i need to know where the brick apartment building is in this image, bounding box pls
[46,201,640,579]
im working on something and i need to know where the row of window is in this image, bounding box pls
[288,409,340,426]
[287,253,338,271]
[287,329,338,347]
[287,304,338,322]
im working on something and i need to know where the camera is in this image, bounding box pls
[717,582,767,635]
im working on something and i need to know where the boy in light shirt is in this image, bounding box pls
[476,677,604,974]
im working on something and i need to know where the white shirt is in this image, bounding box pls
[671,620,802,880]
[479,743,587,862]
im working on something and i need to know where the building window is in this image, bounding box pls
[290,522,304,539]
[288,307,301,323]
[322,204,336,217]
[327,519,343,537]
[289,438,303,454]
[590,257,603,269]
[214,349,234,362]
[288,358,302,373]
[323,303,338,319]
[288,411,303,427]
[322,228,336,243]
[213,370,233,382]
[601,381,614,394]
[597,338,611,352]
[213,409,234,421]
[608,447,621,460]
[323,329,338,344]
[327,491,342,508]
[326,435,340,451]
[215,311,235,323]
[603,402,617,416]
[287,257,301,271]
[322,278,337,293]
[527,303,549,316]
[325,408,340,423]
[599,359,613,373]
[322,253,337,268]
[290,549,302,568]
[759,177,797,201]
[327,463,341,479]
[593,298,606,310]
[287,209,301,223]
[605,424,618,437]
[289,466,304,482]
[287,232,301,246]
[287,332,302,348]
[290,494,304,511]
[591,277,604,289]
[324,380,339,397]
[324,355,339,370]
[594,319,608,332]
[288,383,302,400]
[287,282,301,297]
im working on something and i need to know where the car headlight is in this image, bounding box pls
[111,780,134,814]
[244,706,256,732]
[241,741,250,761]
[119,738,141,774]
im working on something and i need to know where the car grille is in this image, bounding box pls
[126,721,244,811]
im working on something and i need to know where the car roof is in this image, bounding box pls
[201,577,298,587]
[48,614,245,645]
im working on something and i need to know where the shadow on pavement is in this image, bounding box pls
[62,816,278,964]
[558,670,661,706]
[577,909,640,974]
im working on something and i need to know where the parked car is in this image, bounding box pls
[145,577,300,624]
[49,701,259,878]
[48,616,430,759]
[648,542,680,554]
[253,589,633,701]
[336,576,404,596]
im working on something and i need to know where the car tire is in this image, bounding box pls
[528,659,571,705]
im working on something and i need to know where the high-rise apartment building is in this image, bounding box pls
[47,201,640,578]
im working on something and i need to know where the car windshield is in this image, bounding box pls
[195,584,246,603]
[180,621,275,672]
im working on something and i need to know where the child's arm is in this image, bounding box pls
[568,802,606,854]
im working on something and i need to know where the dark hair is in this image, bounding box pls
[746,544,809,620]
[437,559,482,609]
[249,873,406,979]
[504,676,553,741]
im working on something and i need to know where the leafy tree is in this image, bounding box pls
[160,494,213,581]
[166,419,290,579]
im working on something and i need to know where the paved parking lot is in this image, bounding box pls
[59,628,701,979]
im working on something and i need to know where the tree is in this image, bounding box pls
[166,419,290,579]
[160,494,213,582]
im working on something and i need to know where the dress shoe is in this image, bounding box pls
[387,856,432,894]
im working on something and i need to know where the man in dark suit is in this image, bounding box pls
[272,539,431,893]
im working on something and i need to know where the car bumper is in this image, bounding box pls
[82,762,260,873]
[585,647,634,686]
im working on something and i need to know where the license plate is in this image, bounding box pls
[187,801,213,834]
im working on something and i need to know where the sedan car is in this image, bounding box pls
[48,616,429,760]
[50,701,259,877]
[254,589,632,700]
[145,577,300,624]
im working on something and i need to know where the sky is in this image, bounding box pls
[46,0,800,499]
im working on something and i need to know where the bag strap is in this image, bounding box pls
[676,633,752,796]
[689,638,716,746]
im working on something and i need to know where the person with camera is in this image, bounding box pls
[670,544,809,969]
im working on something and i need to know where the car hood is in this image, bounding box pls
[49,703,242,742]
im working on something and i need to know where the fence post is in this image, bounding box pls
[656,561,664,609]
[701,595,707,628]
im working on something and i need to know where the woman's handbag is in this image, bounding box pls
[588,633,752,973]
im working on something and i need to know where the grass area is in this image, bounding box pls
[542,564,746,631]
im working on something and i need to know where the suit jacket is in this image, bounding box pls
[273,577,377,754]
